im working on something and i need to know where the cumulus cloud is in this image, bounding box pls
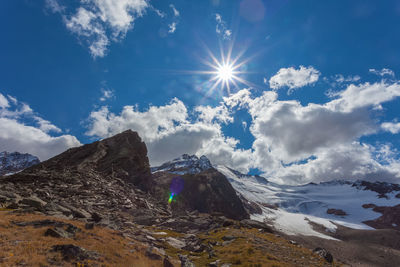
[381,122,400,134]
[0,93,80,160]
[268,66,320,94]
[327,81,400,112]
[85,73,400,185]
[369,68,395,77]
[86,98,252,171]
[48,0,149,58]
[215,13,232,40]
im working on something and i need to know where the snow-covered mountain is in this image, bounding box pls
[151,154,212,175]
[0,151,40,176]
[152,155,400,240]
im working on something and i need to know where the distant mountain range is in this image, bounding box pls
[0,151,40,176]
[151,154,400,238]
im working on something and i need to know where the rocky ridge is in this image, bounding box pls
[0,130,335,266]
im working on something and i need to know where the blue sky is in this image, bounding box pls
[1,0,400,184]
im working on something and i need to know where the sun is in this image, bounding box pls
[179,42,254,96]
[217,63,234,81]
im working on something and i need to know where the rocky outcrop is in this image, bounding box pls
[352,180,400,198]
[363,204,400,230]
[327,208,347,216]
[153,168,249,220]
[30,129,152,191]
[0,151,39,176]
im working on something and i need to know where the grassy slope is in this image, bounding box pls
[0,210,336,266]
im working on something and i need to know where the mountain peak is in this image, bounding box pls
[31,129,152,191]
[151,154,212,175]
[0,151,40,176]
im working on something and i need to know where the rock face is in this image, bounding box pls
[0,130,161,230]
[31,129,152,191]
[363,204,400,230]
[0,151,40,176]
[153,168,249,220]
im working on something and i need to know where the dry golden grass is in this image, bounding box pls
[0,211,164,267]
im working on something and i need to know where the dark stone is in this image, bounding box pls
[85,223,94,230]
[52,244,99,261]
[153,168,249,220]
[221,235,236,241]
[145,246,162,260]
[313,247,333,263]
[163,257,174,267]
[44,227,72,238]
[91,212,102,222]
[326,208,347,216]
[20,196,47,211]
[362,203,376,209]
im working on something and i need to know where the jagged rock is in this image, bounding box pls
[313,247,333,263]
[153,168,249,220]
[179,254,196,267]
[19,196,47,211]
[52,244,99,261]
[44,202,72,216]
[209,260,220,267]
[166,237,186,249]
[45,227,73,238]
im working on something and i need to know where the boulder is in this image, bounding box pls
[52,244,99,261]
[19,196,47,211]
[313,247,333,263]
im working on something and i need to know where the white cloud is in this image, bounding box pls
[168,22,177,33]
[85,74,400,185]
[381,122,400,134]
[334,74,361,83]
[215,13,232,40]
[53,0,149,58]
[86,98,252,171]
[100,88,114,101]
[269,66,320,93]
[0,93,80,160]
[369,68,395,77]
[327,81,400,112]
[45,0,65,13]
[0,93,9,108]
[169,4,180,17]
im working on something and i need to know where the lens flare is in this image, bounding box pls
[168,192,175,204]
